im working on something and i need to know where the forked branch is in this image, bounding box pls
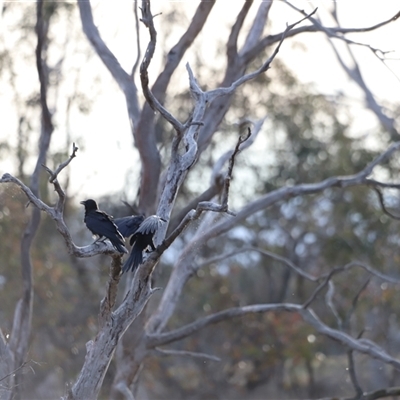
[0,144,119,258]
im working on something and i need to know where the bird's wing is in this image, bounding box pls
[85,211,124,242]
[115,215,145,237]
[136,216,164,235]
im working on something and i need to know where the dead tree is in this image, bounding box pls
[1,1,400,399]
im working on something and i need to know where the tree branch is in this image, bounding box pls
[347,349,363,399]
[5,2,55,397]
[131,1,142,79]
[207,8,318,103]
[344,278,370,333]
[139,0,184,134]
[243,8,400,64]
[196,141,400,246]
[146,303,299,348]
[136,0,216,213]
[0,147,123,259]
[363,386,400,400]
[325,281,343,330]
[240,1,272,56]
[157,129,249,254]
[197,245,317,282]
[146,302,400,371]
[373,187,400,220]
[146,141,400,335]
[77,0,140,122]
[195,8,317,153]
[41,142,78,184]
[152,347,221,362]
[99,256,123,328]
[168,179,224,233]
[226,0,253,63]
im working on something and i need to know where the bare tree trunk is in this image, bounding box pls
[3,1,54,398]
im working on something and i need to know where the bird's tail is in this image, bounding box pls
[122,243,143,273]
[111,240,128,254]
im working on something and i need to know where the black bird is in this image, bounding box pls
[122,215,166,273]
[114,215,145,238]
[80,199,128,254]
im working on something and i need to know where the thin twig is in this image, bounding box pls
[373,187,400,220]
[303,267,342,309]
[41,142,78,183]
[0,359,33,384]
[158,129,249,252]
[139,0,184,134]
[207,8,318,103]
[347,349,363,398]
[219,128,251,212]
[198,245,317,281]
[153,347,221,362]
[344,278,370,333]
[325,281,343,330]
[131,1,142,79]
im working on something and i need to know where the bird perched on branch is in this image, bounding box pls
[122,215,166,273]
[114,215,145,238]
[80,199,128,254]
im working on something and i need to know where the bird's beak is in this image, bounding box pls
[80,201,85,205]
